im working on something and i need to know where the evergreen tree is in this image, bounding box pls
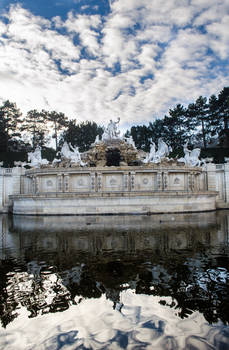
[217,87,229,130]
[46,111,69,151]
[188,96,210,148]
[0,100,22,152]
[20,109,48,150]
[62,120,103,152]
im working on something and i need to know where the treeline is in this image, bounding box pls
[0,87,228,163]
[126,87,229,154]
[0,102,103,154]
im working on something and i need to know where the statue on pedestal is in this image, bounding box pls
[102,118,120,140]
[143,138,171,164]
[28,146,49,168]
[178,143,201,167]
[58,142,86,166]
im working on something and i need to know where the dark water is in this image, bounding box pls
[0,211,229,349]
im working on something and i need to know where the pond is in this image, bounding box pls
[0,211,229,349]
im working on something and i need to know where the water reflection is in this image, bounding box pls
[0,211,229,349]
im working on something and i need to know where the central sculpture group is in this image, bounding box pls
[27,118,201,168]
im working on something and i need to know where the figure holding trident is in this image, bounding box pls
[102,117,121,140]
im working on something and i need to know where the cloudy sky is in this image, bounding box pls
[0,0,229,130]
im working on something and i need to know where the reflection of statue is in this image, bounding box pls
[178,143,201,167]
[102,118,120,140]
[28,146,49,167]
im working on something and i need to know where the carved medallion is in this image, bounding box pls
[143,178,149,185]
[174,177,180,184]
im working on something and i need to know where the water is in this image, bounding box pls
[0,211,229,349]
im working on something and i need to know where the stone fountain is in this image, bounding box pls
[10,118,217,215]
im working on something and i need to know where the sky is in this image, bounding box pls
[0,0,229,131]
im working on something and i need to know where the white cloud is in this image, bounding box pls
[0,1,229,130]
[63,12,102,56]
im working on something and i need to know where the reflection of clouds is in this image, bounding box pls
[1,291,228,350]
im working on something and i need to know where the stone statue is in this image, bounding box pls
[59,142,86,166]
[143,138,171,164]
[157,138,170,159]
[28,146,49,168]
[60,142,72,159]
[178,143,201,167]
[126,136,136,148]
[94,135,101,144]
[143,141,157,163]
[102,118,120,140]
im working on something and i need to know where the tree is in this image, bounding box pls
[187,96,210,148]
[165,104,190,151]
[217,87,229,130]
[128,125,151,151]
[0,100,22,152]
[62,120,104,152]
[46,111,69,151]
[20,109,48,150]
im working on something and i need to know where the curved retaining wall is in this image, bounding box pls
[12,191,217,215]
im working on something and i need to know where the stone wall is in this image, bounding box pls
[1,162,229,214]
[19,165,203,195]
[203,162,229,208]
[0,167,25,213]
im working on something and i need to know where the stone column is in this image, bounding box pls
[123,172,129,191]
[12,167,24,195]
[97,173,102,192]
[188,172,195,191]
[64,174,69,192]
[205,163,217,192]
[224,162,229,203]
[0,168,3,212]
[90,172,96,192]
[163,171,168,190]
[32,176,40,194]
[57,174,63,192]
[130,171,135,191]
[157,172,162,191]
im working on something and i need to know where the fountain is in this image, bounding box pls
[10,119,217,215]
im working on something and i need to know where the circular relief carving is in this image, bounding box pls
[78,178,84,186]
[110,177,117,185]
[174,177,180,184]
[46,180,53,187]
[143,178,149,185]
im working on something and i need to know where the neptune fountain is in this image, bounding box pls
[10,118,217,215]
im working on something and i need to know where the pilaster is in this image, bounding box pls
[205,163,217,192]
[130,171,135,191]
[224,162,229,203]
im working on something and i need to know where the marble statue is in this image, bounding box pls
[94,135,101,144]
[178,143,201,167]
[59,142,86,166]
[143,138,171,164]
[157,138,170,159]
[102,118,120,140]
[14,161,28,168]
[143,141,157,163]
[28,146,49,168]
[126,136,136,148]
